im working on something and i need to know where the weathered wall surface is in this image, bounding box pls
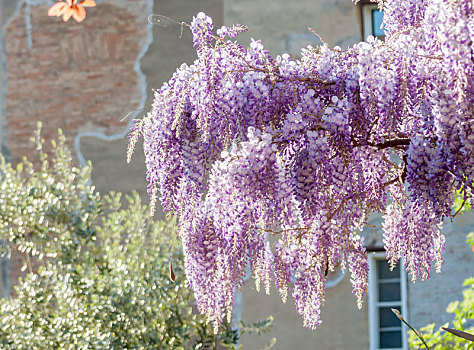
[240,275,369,350]
[81,0,223,203]
[224,0,361,57]
[408,212,474,329]
[0,1,16,161]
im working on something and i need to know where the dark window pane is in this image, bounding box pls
[377,260,399,280]
[379,307,402,328]
[379,282,401,302]
[380,330,402,348]
[372,9,385,37]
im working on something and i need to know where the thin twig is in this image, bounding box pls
[307,27,333,51]
[255,226,310,235]
[148,14,190,31]
[327,199,346,220]
[391,309,430,350]
[120,107,148,122]
[383,176,400,188]
[452,197,467,219]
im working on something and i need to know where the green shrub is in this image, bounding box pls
[0,124,273,349]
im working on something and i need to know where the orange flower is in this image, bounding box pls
[48,0,96,23]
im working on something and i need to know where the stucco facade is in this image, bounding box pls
[0,1,472,349]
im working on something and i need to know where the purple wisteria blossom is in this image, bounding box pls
[129,0,473,330]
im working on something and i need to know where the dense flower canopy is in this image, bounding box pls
[129,0,473,330]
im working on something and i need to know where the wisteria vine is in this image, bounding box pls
[128,0,473,330]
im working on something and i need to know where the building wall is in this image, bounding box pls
[81,0,223,205]
[224,0,362,57]
[0,1,472,349]
[3,0,149,163]
[240,274,370,350]
[407,213,474,329]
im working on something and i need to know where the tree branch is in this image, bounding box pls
[375,138,410,149]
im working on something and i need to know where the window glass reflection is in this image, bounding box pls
[377,260,399,280]
[371,9,386,37]
[378,282,401,302]
[379,330,402,348]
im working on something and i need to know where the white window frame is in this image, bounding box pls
[368,252,408,350]
[362,4,385,40]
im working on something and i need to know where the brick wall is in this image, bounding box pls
[5,0,149,162]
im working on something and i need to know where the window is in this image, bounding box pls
[361,3,386,40]
[368,252,408,350]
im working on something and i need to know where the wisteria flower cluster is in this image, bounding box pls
[129,1,473,330]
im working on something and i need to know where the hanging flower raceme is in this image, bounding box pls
[48,0,96,23]
[129,1,473,331]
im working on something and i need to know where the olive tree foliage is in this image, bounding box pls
[0,125,273,349]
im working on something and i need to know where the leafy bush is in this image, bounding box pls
[408,278,473,350]
[0,124,273,349]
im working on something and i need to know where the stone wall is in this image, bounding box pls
[240,274,370,350]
